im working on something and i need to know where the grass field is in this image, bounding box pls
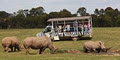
[0,28,120,60]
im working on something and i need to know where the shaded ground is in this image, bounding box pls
[55,49,120,56]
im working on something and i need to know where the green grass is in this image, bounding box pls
[0,28,120,60]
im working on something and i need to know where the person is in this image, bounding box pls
[84,24,87,33]
[63,26,66,32]
[87,22,90,31]
[73,21,78,32]
[84,23,89,35]
[78,24,83,35]
[55,26,58,32]
[66,24,70,32]
[58,25,62,33]
[87,22,91,35]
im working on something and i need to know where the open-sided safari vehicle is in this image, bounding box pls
[37,16,93,41]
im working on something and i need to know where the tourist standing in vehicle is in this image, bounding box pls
[84,24,87,34]
[87,22,90,31]
[58,25,62,33]
[78,24,83,36]
[73,21,78,32]
[66,24,70,32]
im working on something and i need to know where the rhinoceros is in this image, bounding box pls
[2,37,21,52]
[83,41,107,53]
[23,35,56,54]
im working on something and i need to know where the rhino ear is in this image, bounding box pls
[99,41,103,45]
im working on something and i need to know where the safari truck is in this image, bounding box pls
[36,16,93,41]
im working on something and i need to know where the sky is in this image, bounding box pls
[0,0,120,14]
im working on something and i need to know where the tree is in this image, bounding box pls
[105,7,114,11]
[94,9,99,16]
[77,7,87,16]
[0,18,10,29]
[49,12,60,18]
[115,9,119,13]
[23,9,30,17]
[95,16,112,27]
[0,11,10,29]
[103,15,113,27]
[30,6,45,16]
[91,14,98,27]
[99,9,105,16]
[0,11,10,18]
[116,16,120,26]
[59,9,72,18]
[105,7,118,26]
[10,14,26,28]
[105,7,115,17]
[17,9,29,17]
[17,9,24,15]
[115,8,120,16]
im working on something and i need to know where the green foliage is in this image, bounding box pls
[77,7,87,16]
[94,9,99,16]
[0,6,120,29]
[49,9,74,18]
[10,14,26,28]
[30,6,45,16]
[0,11,10,18]
[116,17,120,26]
[59,9,73,17]
[0,18,10,29]
[49,12,60,18]
[9,13,49,28]
[92,7,120,27]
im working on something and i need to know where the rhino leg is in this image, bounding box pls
[17,47,21,51]
[3,47,6,52]
[84,48,88,53]
[26,48,29,55]
[96,48,101,53]
[15,46,20,51]
[48,44,56,52]
[10,47,13,52]
[41,48,46,54]
[39,47,43,54]
[24,45,29,55]
[89,49,94,53]
[91,48,100,53]
[4,47,9,52]
[14,47,16,52]
[39,47,46,54]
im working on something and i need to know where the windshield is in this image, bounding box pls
[43,25,52,33]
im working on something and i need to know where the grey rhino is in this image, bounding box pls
[23,35,56,55]
[83,41,107,53]
[2,37,21,52]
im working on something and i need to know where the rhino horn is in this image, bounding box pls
[106,47,112,51]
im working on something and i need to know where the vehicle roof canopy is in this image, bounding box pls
[47,16,91,22]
